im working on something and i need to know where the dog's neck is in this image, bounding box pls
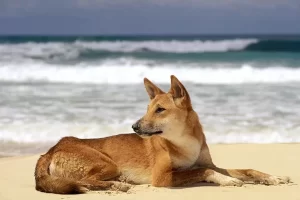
[161,110,203,169]
[165,109,202,144]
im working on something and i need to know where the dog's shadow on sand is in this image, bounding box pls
[168,182,220,190]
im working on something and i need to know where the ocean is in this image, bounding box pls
[0,35,300,156]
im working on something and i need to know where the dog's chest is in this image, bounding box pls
[171,139,201,169]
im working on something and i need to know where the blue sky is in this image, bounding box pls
[0,0,300,35]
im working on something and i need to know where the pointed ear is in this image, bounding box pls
[144,78,165,100]
[168,75,192,108]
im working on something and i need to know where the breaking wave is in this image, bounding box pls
[0,39,258,62]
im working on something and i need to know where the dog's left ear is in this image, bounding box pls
[169,75,192,109]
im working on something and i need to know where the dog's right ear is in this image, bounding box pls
[144,78,165,100]
[169,75,192,109]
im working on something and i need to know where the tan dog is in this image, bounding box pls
[35,75,290,194]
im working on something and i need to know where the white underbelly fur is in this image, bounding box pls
[119,167,152,184]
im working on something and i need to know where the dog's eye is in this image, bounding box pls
[155,107,166,113]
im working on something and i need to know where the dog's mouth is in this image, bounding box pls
[135,130,163,136]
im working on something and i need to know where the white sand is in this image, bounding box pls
[0,144,299,200]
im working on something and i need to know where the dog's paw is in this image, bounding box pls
[111,182,132,192]
[220,178,244,187]
[259,176,291,185]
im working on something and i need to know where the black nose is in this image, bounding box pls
[132,121,140,132]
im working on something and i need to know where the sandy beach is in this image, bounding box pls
[0,143,299,200]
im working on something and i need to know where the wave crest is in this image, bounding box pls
[0,39,258,62]
[74,39,258,53]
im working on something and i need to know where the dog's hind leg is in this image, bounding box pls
[77,165,131,192]
[50,146,131,192]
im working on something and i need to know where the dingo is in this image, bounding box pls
[35,75,290,194]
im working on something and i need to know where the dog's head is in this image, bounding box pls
[132,75,194,140]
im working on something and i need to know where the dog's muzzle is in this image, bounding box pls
[132,120,141,133]
[132,120,163,136]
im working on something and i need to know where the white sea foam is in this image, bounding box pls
[0,60,300,84]
[0,122,132,144]
[0,121,299,146]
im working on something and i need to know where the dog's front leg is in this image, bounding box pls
[212,168,291,185]
[171,168,221,187]
[152,167,244,187]
[151,154,243,187]
[151,163,211,187]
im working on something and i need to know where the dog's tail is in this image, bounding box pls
[34,154,88,194]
